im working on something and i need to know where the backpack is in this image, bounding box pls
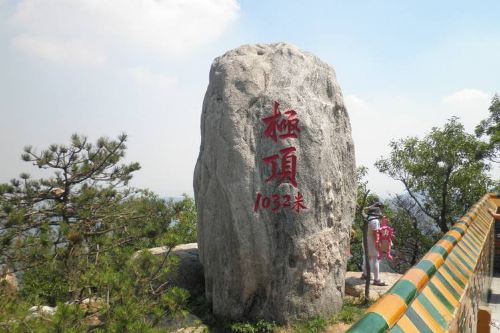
[376,216,394,260]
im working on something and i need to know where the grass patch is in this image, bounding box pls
[292,317,328,333]
[228,320,278,333]
[327,298,372,329]
[291,300,369,332]
[330,302,367,325]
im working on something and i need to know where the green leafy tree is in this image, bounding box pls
[476,94,500,162]
[0,134,197,331]
[375,117,492,233]
[386,195,438,273]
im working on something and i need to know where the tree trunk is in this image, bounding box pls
[438,167,453,233]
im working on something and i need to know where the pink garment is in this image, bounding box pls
[376,217,394,260]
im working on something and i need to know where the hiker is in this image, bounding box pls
[361,202,387,286]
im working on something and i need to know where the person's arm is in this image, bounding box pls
[489,208,500,220]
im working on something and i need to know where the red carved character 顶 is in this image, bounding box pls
[262,147,297,188]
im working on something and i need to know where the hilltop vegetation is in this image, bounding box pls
[0,134,197,332]
[0,95,498,332]
[350,96,499,273]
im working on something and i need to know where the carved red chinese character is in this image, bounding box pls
[277,110,300,140]
[292,192,307,213]
[262,101,282,142]
[262,101,300,142]
[262,147,298,188]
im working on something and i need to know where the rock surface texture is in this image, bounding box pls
[194,43,356,323]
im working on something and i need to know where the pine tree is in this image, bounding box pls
[0,134,196,331]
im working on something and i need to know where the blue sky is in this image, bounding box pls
[237,1,500,96]
[0,0,498,197]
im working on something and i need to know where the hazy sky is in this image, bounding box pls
[0,0,498,197]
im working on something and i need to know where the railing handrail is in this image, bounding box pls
[347,193,498,332]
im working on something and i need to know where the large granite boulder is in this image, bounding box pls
[170,243,205,297]
[193,43,356,322]
[133,243,204,297]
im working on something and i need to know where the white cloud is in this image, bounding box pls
[345,94,408,196]
[440,88,491,132]
[344,90,496,197]
[127,67,177,89]
[9,0,239,62]
[13,34,106,66]
[442,88,490,105]
[345,94,370,113]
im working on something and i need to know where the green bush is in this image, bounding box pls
[228,319,277,333]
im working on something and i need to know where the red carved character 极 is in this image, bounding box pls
[262,101,301,142]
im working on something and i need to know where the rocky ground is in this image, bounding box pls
[344,271,403,301]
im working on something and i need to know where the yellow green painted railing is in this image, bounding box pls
[347,193,499,333]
